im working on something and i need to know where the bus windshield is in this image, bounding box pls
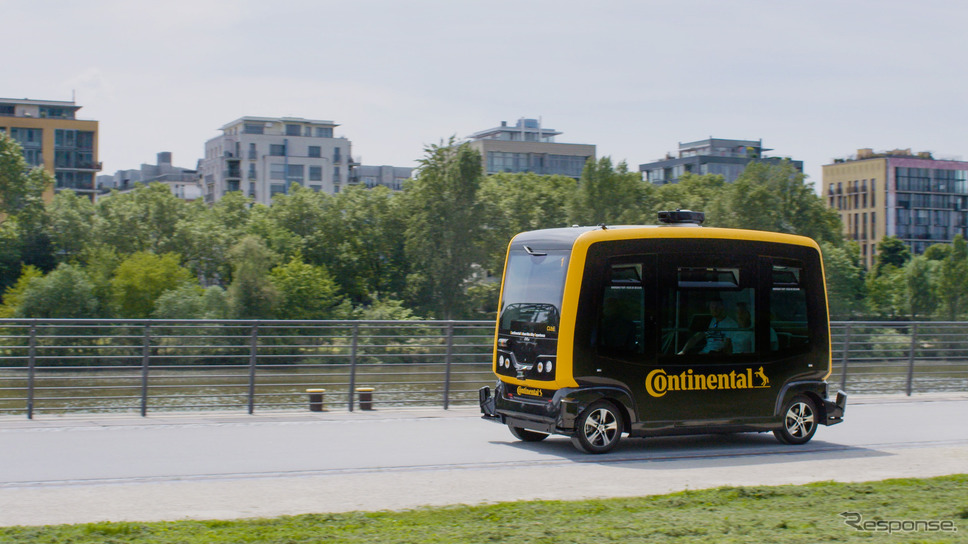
[499,250,569,336]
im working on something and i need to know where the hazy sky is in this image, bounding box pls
[6,0,967,187]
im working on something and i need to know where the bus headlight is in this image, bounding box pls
[546,361,553,373]
[537,362,544,373]
[498,355,505,368]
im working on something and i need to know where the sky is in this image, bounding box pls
[6,0,968,189]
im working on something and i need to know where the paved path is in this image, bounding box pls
[1,393,966,526]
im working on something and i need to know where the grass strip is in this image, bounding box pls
[2,475,966,543]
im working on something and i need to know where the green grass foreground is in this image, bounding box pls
[2,475,966,543]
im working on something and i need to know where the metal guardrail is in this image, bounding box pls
[0,320,966,418]
[0,319,495,418]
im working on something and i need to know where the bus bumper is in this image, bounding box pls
[479,386,500,420]
[479,383,571,435]
[821,390,847,425]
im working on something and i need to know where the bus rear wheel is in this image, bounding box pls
[509,425,549,442]
[774,395,818,445]
[571,400,623,454]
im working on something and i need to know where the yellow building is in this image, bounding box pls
[824,148,968,269]
[0,98,100,202]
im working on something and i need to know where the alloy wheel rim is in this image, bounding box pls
[785,402,815,437]
[585,408,618,446]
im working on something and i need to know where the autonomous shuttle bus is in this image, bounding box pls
[480,210,846,454]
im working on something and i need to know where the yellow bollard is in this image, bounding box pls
[306,389,326,412]
[356,387,375,410]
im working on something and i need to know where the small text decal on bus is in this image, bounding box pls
[516,386,543,397]
[645,367,770,398]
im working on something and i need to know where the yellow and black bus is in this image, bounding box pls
[480,210,846,453]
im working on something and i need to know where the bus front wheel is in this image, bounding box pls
[774,395,818,445]
[571,400,623,454]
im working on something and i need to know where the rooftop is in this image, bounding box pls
[468,117,562,142]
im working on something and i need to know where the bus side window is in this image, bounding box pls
[596,263,645,356]
[660,266,756,357]
[770,265,810,352]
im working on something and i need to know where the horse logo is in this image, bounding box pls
[755,366,770,387]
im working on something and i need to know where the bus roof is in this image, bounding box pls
[509,225,821,252]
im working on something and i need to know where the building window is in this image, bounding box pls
[308,146,321,158]
[333,167,341,183]
[270,183,286,196]
[287,164,304,183]
[285,124,301,136]
[270,163,286,180]
[269,144,286,156]
[248,163,257,180]
[315,127,333,138]
[309,166,322,181]
[333,147,341,163]
[248,143,257,160]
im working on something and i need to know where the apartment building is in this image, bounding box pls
[466,118,595,179]
[97,152,202,201]
[351,164,413,191]
[640,138,802,185]
[823,148,968,268]
[0,97,101,200]
[201,117,355,204]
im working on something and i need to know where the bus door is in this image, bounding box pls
[647,255,774,424]
[586,255,658,407]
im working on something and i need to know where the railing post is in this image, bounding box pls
[443,322,454,410]
[840,323,852,392]
[348,323,359,412]
[26,321,36,420]
[906,323,918,396]
[248,323,259,414]
[141,323,151,417]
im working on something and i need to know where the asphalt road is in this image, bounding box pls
[1,393,966,526]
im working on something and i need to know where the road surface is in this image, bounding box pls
[0,393,966,526]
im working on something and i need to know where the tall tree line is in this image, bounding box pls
[4,131,967,321]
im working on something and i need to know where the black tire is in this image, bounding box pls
[509,425,549,442]
[773,395,818,445]
[570,400,623,454]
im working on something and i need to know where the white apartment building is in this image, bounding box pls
[201,117,355,204]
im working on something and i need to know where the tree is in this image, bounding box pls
[269,255,344,320]
[821,242,867,319]
[153,285,229,319]
[94,183,189,255]
[15,264,98,318]
[0,133,55,290]
[110,252,194,318]
[314,185,409,304]
[226,235,280,319]
[865,265,905,319]
[0,265,43,317]
[0,132,50,222]
[937,235,968,320]
[905,256,939,319]
[400,138,484,319]
[715,160,842,244]
[873,236,911,278]
[568,157,650,225]
[478,172,576,274]
[46,189,96,262]
[653,173,726,223]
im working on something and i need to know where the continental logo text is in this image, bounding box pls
[516,386,543,397]
[646,367,770,398]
